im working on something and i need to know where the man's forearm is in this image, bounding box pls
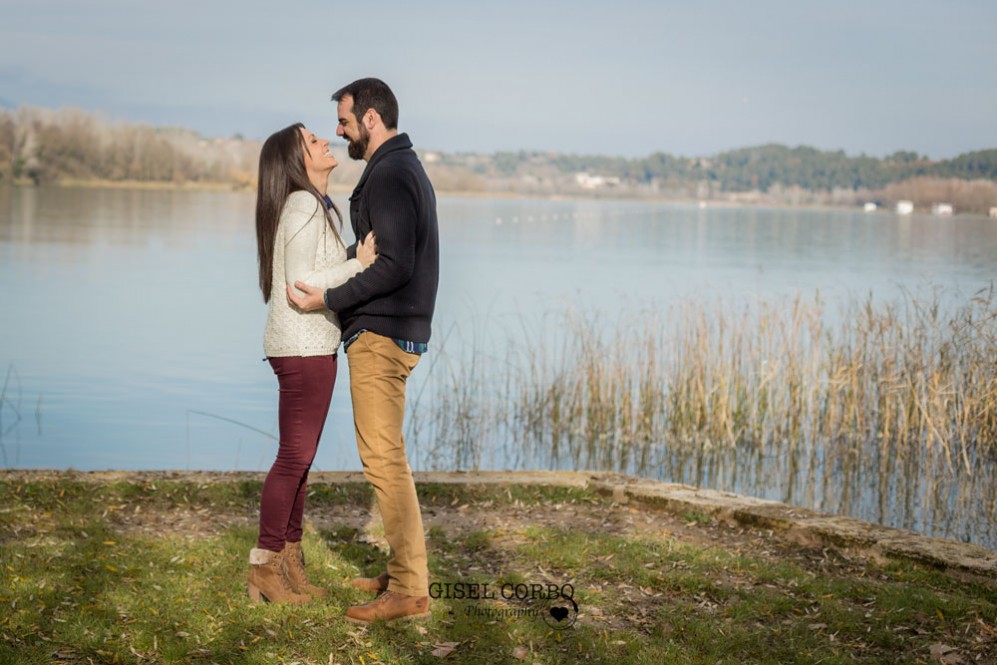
[324,257,412,311]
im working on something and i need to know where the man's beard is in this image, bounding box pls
[347,124,369,160]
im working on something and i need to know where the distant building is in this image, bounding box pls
[863,202,877,212]
[896,200,914,215]
[931,203,953,216]
[574,172,620,189]
[990,207,997,219]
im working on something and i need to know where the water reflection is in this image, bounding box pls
[0,185,253,247]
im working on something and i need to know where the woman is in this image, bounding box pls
[248,123,376,604]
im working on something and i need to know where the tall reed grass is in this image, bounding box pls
[411,287,997,548]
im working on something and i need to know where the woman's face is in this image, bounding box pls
[299,127,337,175]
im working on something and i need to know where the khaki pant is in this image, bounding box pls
[347,331,428,596]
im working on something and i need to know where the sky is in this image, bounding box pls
[1,0,995,159]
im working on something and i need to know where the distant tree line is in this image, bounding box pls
[478,144,997,193]
[446,144,997,211]
[0,107,259,186]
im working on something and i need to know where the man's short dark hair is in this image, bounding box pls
[332,78,399,130]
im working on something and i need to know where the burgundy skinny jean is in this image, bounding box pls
[257,354,337,552]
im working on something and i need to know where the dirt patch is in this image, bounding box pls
[106,502,254,539]
[301,491,875,586]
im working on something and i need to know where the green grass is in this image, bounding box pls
[1,476,995,663]
[417,482,598,507]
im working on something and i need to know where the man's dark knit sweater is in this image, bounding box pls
[323,133,439,345]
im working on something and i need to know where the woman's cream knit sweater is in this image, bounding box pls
[263,191,363,357]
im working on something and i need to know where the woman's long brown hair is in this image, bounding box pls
[255,123,343,302]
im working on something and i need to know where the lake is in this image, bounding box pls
[1,185,995,547]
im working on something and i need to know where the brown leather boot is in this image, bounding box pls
[345,591,430,623]
[350,571,389,594]
[282,541,328,599]
[247,548,311,605]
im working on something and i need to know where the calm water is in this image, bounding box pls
[2,186,996,544]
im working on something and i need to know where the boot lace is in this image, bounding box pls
[269,555,294,592]
[287,550,311,584]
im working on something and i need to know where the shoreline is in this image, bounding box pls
[5,180,993,217]
[3,468,994,575]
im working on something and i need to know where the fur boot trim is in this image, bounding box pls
[249,548,275,565]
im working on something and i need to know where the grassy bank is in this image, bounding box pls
[1,474,995,663]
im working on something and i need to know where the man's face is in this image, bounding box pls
[336,96,369,161]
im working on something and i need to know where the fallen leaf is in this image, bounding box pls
[930,643,964,665]
[930,643,954,656]
[431,642,460,658]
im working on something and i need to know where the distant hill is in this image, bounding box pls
[2,105,996,212]
[470,144,997,192]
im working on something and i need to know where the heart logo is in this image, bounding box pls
[549,606,569,622]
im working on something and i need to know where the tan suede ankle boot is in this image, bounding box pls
[345,591,430,623]
[247,548,311,605]
[282,541,328,599]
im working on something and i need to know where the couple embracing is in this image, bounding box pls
[248,78,439,624]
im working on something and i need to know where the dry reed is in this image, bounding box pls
[412,287,997,547]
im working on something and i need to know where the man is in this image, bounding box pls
[287,78,439,623]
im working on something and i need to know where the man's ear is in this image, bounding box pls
[365,109,381,130]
